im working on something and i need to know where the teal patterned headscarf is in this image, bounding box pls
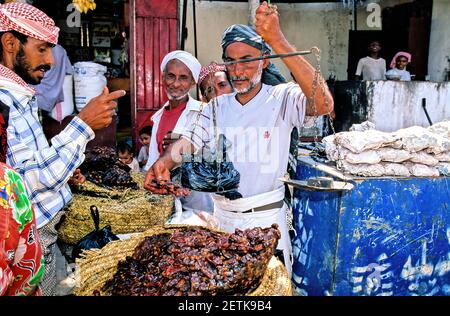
[221,24,286,86]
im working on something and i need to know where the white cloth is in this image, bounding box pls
[144,95,204,171]
[126,157,140,173]
[179,82,307,277]
[144,95,213,214]
[137,145,148,163]
[160,50,201,83]
[137,145,148,172]
[213,187,292,277]
[355,56,386,80]
[182,82,307,198]
[386,68,411,81]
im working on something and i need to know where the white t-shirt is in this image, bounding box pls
[181,82,306,198]
[127,157,140,173]
[137,145,148,163]
[386,68,411,81]
[356,56,386,80]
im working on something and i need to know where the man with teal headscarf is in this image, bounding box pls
[144,1,334,276]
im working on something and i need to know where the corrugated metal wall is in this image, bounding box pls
[131,0,178,145]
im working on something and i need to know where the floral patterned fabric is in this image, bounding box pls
[0,163,44,296]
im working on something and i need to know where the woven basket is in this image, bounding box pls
[58,173,174,244]
[71,171,146,199]
[74,225,292,296]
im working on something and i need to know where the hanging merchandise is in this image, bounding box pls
[180,91,242,200]
[181,134,242,200]
[73,0,96,14]
[49,74,74,122]
[73,62,107,111]
[72,205,119,260]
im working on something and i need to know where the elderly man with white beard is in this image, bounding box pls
[144,1,334,275]
[143,50,213,221]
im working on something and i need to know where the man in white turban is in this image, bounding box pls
[144,50,213,222]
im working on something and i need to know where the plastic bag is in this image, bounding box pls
[337,161,385,177]
[409,151,439,166]
[72,205,119,260]
[334,130,397,153]
[181,134,242,200]
[382,163,410,177]
[404,163,440,177]
[345,150,381,164]
[378,147,411,163]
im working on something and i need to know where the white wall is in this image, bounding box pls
[428,0,450,82]
[180,0,446,83]
[182,1,350,81]
[367,81,450,132]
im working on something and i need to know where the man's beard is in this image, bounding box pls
[166,91,189,101]
[13,46,50,85]
[231,61,263,95]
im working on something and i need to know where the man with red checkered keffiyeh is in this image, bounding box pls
[0,2,126,295]
[198,62,233,102]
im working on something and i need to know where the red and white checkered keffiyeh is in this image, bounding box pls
[0,64,35,95]
[198,62,227,86]
[0,2,59,45]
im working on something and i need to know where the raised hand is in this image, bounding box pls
[255,1,283,45]
[77,87,126,131]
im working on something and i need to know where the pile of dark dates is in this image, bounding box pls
[79,146,138,190]
[100,224,281,296]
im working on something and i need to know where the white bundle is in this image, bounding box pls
[322,134,339,161]
[334,130,398,154]
[409,151,439,166]
[434,152,450,162]
[425,136,450,155]
[378,148,411,163]
[349,121,376,132]
[428,120,450,138]
[394,126,441,153]
[345,150,381,164]
[337,161,385,177]
[404,163,440,177]
[382,163,410,177]
[389,140,404,149]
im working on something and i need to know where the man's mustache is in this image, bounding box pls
[34,64,51,72]
[230,76,249,81]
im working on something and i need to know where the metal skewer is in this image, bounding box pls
[222,50,313,66]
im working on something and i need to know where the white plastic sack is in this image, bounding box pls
[73,62,107,111]
[390,140,404,149]
[378,148,411,163]
[404,163,440,177]
[425,136,450,155]
[394,126,441,153]
[428,120,450,138]
[49,74,74,122]
[334,130,398,154]
[337,161,385,177]
[382,163,410,177]
[409,151,439,166]
[434,151,450,162]
[345,150,381,165]
[322,134,339,161]
[349,121,375,132]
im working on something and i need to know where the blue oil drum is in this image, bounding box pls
[291,156,450,296]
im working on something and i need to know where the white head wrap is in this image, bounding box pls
[160,50,201,83]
